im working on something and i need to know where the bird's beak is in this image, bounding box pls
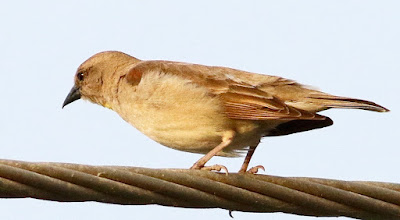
[62,85,81,108]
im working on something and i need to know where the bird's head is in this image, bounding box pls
[62,51,140,108]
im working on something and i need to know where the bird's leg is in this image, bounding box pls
[238,145,257,173]
[238,142,264,174]
[190,130,235,172]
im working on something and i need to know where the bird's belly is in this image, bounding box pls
[114,75,238,154]
[113,72,266,156]
[124,105,234,153]
[135,116,263,157]
[118,100,264,156]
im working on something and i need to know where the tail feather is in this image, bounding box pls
[310,95,389,113]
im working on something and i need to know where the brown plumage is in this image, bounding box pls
[63,51,389,173]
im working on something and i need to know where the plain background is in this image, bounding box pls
[0,1,398,219]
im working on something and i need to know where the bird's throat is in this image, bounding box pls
[102,102,113,110]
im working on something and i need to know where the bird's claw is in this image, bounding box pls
[239,165,265,174]
[247,165,265,174]
[201,164,229,174]
[191,164,229,174]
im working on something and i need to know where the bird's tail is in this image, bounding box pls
[309,94,389,112]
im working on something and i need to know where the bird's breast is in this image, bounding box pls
[112,71,240,153]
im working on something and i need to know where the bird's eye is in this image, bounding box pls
[77,72,85,81]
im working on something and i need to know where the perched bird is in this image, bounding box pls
[63,51,389,173]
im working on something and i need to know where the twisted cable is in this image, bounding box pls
[0,159,399,219]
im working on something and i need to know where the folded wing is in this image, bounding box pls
[125,61,326,121]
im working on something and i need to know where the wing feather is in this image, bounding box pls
[125,61,325,121]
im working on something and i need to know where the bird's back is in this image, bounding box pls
[130,60,388,114]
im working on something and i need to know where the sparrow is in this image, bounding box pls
[63,51,389,173]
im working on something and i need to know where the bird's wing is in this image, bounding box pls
[125,60,325,120]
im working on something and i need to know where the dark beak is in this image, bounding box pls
[62,85,81,108]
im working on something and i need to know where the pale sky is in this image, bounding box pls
[0,1,399,219]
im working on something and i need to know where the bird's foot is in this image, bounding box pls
[239,165,265,174]
[247,165,265,174]
[190,164,229,174]
[201,164,229,174]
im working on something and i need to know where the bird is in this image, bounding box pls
[63,51,389,173]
